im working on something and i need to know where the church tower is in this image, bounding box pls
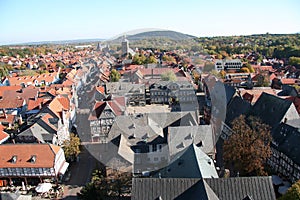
[121,35,129,56]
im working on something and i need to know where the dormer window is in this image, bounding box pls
[30,155,36,163]
[11,155,17,163]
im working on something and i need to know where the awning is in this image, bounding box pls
[59,162,69,175]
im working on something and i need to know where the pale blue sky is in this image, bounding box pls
[0,0,299,45]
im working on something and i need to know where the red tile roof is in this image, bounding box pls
[240,89,277,104]
[281,78,296,85]
[0,124,9,143]
[0,113,15,125]
[0,86,22,97]
[96,86,105,94]
[48,96,70,118]
[8,72,58,86]
[0,143,60,168]
[0,97,25,109]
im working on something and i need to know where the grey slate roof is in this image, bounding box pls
[251,92,293,127]
[272,122,300,166]
[168,125,215,157]
[156,144,218,178]
[108,112,198,143]
[224,84,236,105]
[131,178,219,200]
[17,122,55,143]
[225,96,251,125]
[205,176,276,200]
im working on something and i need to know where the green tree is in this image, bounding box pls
[256,74,270,87]
[0,64,9,78]
[243,63,255,73]
[240,67,250,73]
[279,180,300,200]
[161,70,177,81]
[223,115,272,176]
[62,133,81,162]
[162,55,176,63]
[78,169,108,200]
[110,69,121,82]
[289,57,300,67]
[203,62,215,72]
[132,53,146,65]
[146,55,157,64]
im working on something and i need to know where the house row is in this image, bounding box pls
[221,84,300,183]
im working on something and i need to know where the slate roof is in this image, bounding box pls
[272,123,300,166]
[205,176,276,200]
[131,178,219,200]
[168,125,215,157]
[156,144,218,178]
[224,84,236,105]
[17,122,55,143]
[225,96,251,125]
[108,112,198,143]
[251,92,295,127]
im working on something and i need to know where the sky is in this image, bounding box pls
[0,0,300,45]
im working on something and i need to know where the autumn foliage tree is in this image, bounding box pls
[62,133,81,162]
[279,179,300,200]
[110,69,121,82]
[223,115,272,176]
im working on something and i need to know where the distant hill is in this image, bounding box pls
[112,30,196,42]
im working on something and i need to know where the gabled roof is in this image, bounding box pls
[27,98,50,111]
[0,124,9,144]
[132,178,219,200]
[156,144,218,178]
[48,95,70,118]
[168,125,215,157]
[88,99,125,121]
[0,143,60,168]
[0,85,22,97]
[17,122,55,143]
[225,96,251,125]
[286,96,300,115]
[239,87,277,104]
[205,176,276,200]
[0,113,16,125]
[272,123,300,166]
[0,97,25,109]
[8,72,58,86]
[2,86,39,104]
[251,92,295,127]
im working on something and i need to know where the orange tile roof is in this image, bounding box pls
[0,143,59,168]
[0,124,9,143]
[8,72,58,86]
[48,96,70,118]
[0,97,25,109]
[96,86,105,94]
[27,98,46,110]
[281,78,296,85]
[0,86,22,97]
[0,114,15,125]
[40,113,58,131]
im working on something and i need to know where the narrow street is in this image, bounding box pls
[62,146,96,200]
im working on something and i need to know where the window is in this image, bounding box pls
[152,144,157,152]
[158,144,162,152]
[154,157,158,161]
